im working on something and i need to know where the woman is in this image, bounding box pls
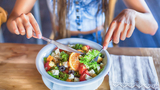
[7,0,158,49]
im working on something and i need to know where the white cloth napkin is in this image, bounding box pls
[109,54,160,90]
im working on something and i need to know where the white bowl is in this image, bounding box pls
[36,38,112,90]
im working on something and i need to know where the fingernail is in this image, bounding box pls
[103,46,107,50]
[121,37,125,41]
[114,40,119,44]
[15,30,19,35]
[38,34,42,39]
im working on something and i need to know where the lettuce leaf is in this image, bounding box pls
[80,49,100,62]
[80,49,100,70]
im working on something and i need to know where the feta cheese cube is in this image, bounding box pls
[89,69,95,76]
[51,70,59,75]
[49,61,56,67]
[55,49,60,55]
[51,51,60,59]
[97,66,100,71]
[68,74,74,80]
[74,77,79,82]
[63,61,68,68]
[85,74,92,80]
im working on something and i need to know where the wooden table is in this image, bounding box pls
[0,43,160,90]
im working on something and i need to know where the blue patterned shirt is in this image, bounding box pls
[46,0,105,32]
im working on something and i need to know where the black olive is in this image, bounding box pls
[68,70,75,74]
[59,66,66,71]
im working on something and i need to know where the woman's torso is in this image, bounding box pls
[46,0,105,32]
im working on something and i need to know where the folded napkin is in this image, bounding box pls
[109,54,160,90]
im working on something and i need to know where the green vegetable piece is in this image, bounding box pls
[95,67,104,75]
[60,51,69,62]
[80,49,100,71]
[80,50,100,62]
[59,71,69,81]
[47,71,59,79]
[43,57,47,63]
[54,66,59,70]
[74,71,80,77]
[73,44,83,50]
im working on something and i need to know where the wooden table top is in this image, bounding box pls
[0,43,160,90]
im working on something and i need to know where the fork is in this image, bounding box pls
[90,48,103,63]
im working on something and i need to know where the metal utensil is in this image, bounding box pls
[90,48,103,63]
[32,31,84,54]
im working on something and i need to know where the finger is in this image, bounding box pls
[11,21,19,35]
[120,23,129,40]
[32,31,38,38]
[127,20,135,38]
[15,17,25,35]
[27,13,42,39]
[103,21,117,49]
[113,21,124,44]
[21,14,32,39]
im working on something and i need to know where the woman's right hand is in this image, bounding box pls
[7,13,42,39]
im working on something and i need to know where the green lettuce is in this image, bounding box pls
[80,49,100,70]
[60,51,69,62]
[80,49,100,62]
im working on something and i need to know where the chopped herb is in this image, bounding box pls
[59,71,69,81]
[74,71,80,77]
[43,57,47,63]
[73,44,83,50]
[54,66,59,70]
[47,71,59,79]
[60,51,69,62]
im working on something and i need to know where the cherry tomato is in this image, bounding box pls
[83,69,90,75]
[86,45,90,50]
[79,63,87,75]
[44,61,51,71]
[55,47,58,50]
[80,73,86,81]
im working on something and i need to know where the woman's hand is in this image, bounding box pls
[103,9,137,49]
[7,13,42,39]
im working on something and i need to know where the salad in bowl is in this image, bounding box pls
[44,44,105,82]
[36,38,111,90]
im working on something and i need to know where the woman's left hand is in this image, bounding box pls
[103,9,137,49]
